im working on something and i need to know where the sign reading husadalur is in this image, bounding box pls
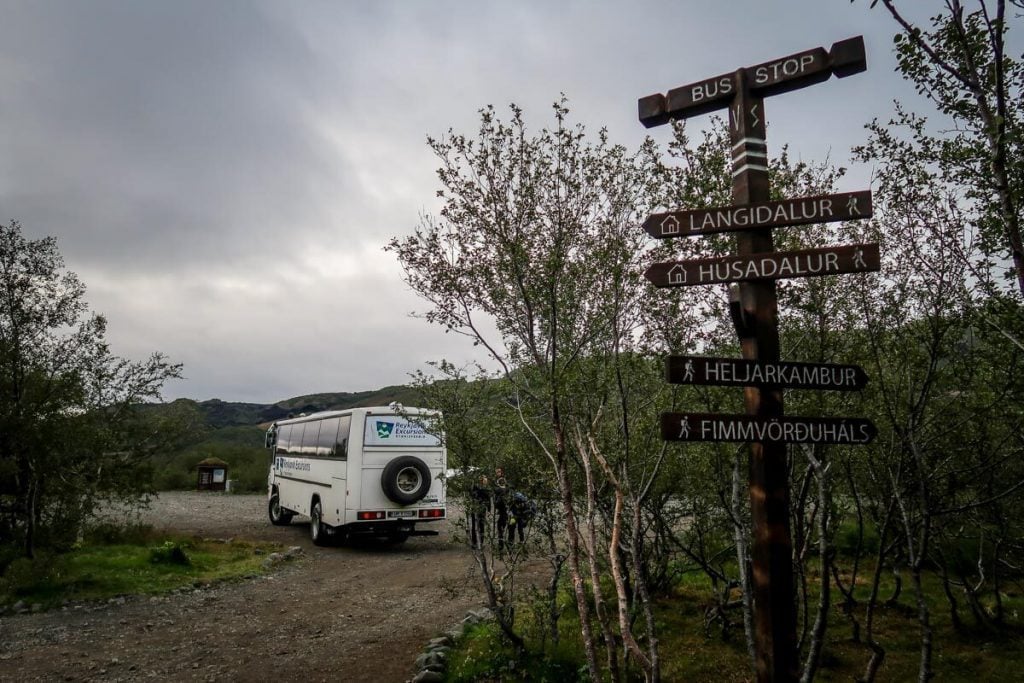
[645,243,879,288]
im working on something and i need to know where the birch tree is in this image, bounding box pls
[0,221,181,560]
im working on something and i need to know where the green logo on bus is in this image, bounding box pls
[376,421,395,439]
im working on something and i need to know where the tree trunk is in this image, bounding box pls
[544,511,565,646]
[473,545,525,650]
[20,454,37,559]
[578,432,621,682]
[630,499,660,682]
[732,446,757,668]
[607,485,653,679]
[800,448,831,683]
[554,438,601,683]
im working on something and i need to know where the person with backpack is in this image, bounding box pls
[468,474,490,550]
[507,490,535,546]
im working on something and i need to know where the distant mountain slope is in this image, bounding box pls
[165,384,425,429]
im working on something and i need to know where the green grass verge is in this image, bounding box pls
[447,566,1024,682]
[1,526,283,609]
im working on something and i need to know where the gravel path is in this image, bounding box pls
[0,492,483,682]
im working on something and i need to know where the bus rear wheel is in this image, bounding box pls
[310,501,330,546]
[269,494,293,526]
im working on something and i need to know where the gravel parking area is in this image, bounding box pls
[1,491,482,682]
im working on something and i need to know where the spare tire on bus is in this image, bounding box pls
[381,456,432,505]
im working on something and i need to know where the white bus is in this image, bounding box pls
[264,404,446,545]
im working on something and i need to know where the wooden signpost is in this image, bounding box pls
[638,36,870,683]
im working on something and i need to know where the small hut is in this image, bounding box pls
[196,457,229,492]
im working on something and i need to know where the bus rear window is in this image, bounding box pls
[363,415,442,447]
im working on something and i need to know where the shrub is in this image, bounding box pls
[149,541,190,566]
[834,518,880,558]
[0,552,65,597]
[84,522,156,546]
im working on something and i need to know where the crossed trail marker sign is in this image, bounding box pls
[638,36,868,126]
[638,35,872,683]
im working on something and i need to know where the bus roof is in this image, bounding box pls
[272,405,439,427]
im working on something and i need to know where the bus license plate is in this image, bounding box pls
[388,510,416,518]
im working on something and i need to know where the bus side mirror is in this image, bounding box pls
[265,431,276,449]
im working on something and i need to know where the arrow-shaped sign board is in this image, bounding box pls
[661,412,877,445]
[645,243,880,288]
[644,190,872,239]
[666,355,868,391]
[639,36,867,127]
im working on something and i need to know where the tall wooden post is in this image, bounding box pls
[637,35,870,683]
[729,70,798,682]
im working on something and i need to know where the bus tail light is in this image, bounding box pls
[418,508,445,519]
[357,511,385,520]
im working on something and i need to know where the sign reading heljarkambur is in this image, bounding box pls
[666,356,869,391]
[644,190,872,239]
[661,413,877,445]
[645,243,879,288]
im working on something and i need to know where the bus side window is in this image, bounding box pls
[276,424,292,455]
[300,421,321,456]
[335,415,351,460]
[316,417,340,457]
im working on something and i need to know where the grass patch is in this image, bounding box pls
[447,621,583,682]
[1,525,282,609]
[448,565,1024,682]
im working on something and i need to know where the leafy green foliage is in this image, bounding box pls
[858,0,1023,297]
[0,221,182,560]
[446,621,584,683]
[148,540,190,566]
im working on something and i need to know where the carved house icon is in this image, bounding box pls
[668,263,687,285]
[660,215,681,236]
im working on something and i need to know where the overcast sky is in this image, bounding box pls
[1,1,928,403]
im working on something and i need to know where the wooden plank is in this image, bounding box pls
[645,243,880,288]
[638,36,866,128]
[660,412,877,444]
[643,190,872,238]
[665,355,869,390]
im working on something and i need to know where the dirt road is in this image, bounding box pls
[0,492,483,682]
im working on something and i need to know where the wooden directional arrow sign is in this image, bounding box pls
[644,190,872,239]
[645,243,879,288]
[661,412,877,445]
[666,355,869,391]
[639,36,867,127]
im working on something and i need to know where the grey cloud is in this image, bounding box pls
[2,1,364,276]
[1,1,914,402]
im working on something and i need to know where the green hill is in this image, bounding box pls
[148,384,425,493]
